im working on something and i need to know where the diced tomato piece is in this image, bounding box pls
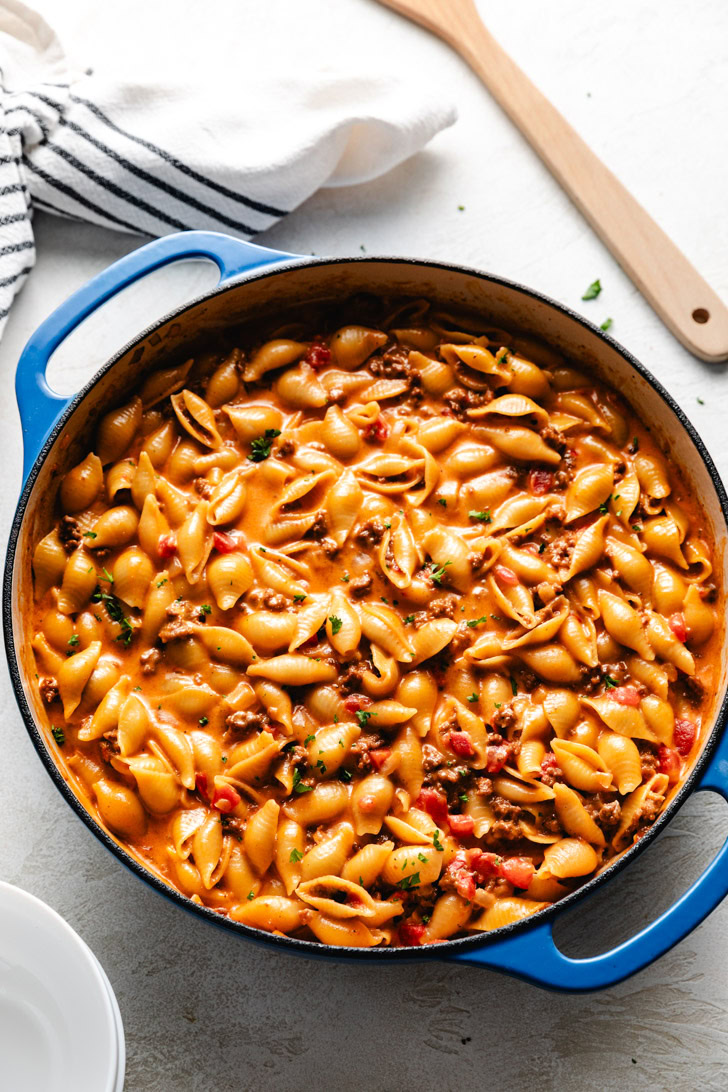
[448,813,475,837]
[500,856,535,890]
[494,565,519,586]
[674,718,697,757]
[369,748,391,771]
[455,870,476,900]
[657,744,681,783]
[212,783,241,813]
[344,694,371,714]
[528,469,553,496]
[472,852,501,881]
[399,921,426,946]
[212,530,238,553]
[485,744,509,774]
[364,416,390,443]
[449,731,475,758]
[611,686,642,707]
[668,613,687,643]
[195,772,209,801]
[158,533,177,558]
[415,787,449,829]
[304,340,332,371]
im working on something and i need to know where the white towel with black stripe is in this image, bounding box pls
[0,0,455,336]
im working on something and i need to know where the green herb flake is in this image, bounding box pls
[438,498,447,507]
[417,852,429,863]
[697,396,705,405]
[156,578,168,588]
[466,693,478,704]
[67,634,79,646]
[603,675,619,689]
[340,769,352,782]
[459,792,468,803]
[510,675,518,696]
[247,891,255,900]
[83,531,97,539]
[466,616,488,629]
[198,604,212,617]
[632,523,643,533]
[430,560,452,586]
[404,614,415,625]
[316,758,327,774]
[248,428,282,463]
[101,566,114,583]
[293,593,307,603]
[342,573,350,583]
[600,317,613,332]
[582,279,602,301]
[289,848,304,863]
[538,542,546,554]
[199,716,208,726]
[304,734,315,745]
[329,615,343,635]
[397,873,420,891]
[468,509,492,523]
[51,725,65,746]
[599,494,613,514]
[433,829,444,852]
[355,709,375,727]
[91,586,134,647]
[292,768,313,794]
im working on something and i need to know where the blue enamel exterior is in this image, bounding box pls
[12,229,728,991]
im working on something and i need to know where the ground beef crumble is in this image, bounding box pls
[348,572,373,598]
[158,599,198,642]
[225,709,271,735]
[140,647,161,674]
[193,477,213,499]
[355,519,386,548]
[443,387,491,419]
[39,676,59,703]
[59,515,82,552]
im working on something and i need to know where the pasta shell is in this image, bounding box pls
[564,465,613,523]
[60,453,103,513]
[330,326,387,370]
[97,397,142,465]
[171,389,222,449]
[247,654,337,686]
[33,529,67,597]
[140,359,193,407]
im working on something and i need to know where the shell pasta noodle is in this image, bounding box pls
[30,300,721,948]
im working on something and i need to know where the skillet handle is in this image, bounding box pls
[15,230,300,484]
[449,729,728,991]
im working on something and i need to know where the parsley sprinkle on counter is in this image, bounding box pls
[582,279,602,300]
[600,317,613,331]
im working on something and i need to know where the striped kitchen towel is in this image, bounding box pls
[0,0,455,336]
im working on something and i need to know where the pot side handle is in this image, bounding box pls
[448,728,728,991]
[15,230,300,484]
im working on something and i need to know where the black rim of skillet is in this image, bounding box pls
[5,254,728,963]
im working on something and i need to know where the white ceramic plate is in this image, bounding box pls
[0,881,124,1091]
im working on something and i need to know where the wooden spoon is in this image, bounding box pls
[374,0,728,362]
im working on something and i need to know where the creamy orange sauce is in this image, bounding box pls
[29,303,719,947]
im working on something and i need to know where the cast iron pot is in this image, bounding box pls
[6,231,728,991]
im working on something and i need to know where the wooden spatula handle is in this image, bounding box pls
[424,7,728,362]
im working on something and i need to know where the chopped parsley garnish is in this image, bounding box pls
[466,693,478,704]
[697,396,705,405]
[603,675,619,689]
[417,852,429,863]
[91,587,134,647]
[293,593,307,603]
[289,848,304,863]
[510,675,518,696]
[156,578,168,588]
[582,279,602,301]
[248,428,281,462]
[304,733,315,745]
[51,725,65,746]
[316,759,327,774]
[83,531,97,539]
[433,829,444,852]
[632,523,643,533]
[247,891,255,900]
[599,494,612,514]
[329,615,343,635]
[468,509,492,523]
[397,873,420,890]
[198,604,212,618]
[538,542,546,554]
[199,716,208,726]
[466,616,488,629]
[404,614,415,625]
[67,634,79,646]
[355,709,375,727]
[340,769,352,782]
[430,560,452,586]
[459,793,468,803]
[101,566,113,583]
[292,768,313,794]
[438,498,447,507]
[342,573,350,583]
[600,317,613,332]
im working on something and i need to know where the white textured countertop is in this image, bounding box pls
[1,1,727,1089]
